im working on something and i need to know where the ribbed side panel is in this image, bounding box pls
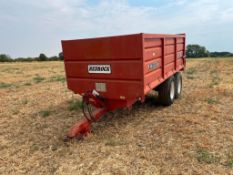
[143,34,185,93]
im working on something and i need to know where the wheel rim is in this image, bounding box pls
[170,81,175,100]
[177,77,182,94]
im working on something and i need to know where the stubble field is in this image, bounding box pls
[0,58,233,174]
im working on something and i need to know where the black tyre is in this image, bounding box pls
[174,72,182,99]
[158,76,175,106]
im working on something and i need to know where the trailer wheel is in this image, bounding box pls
[174,72,182,99]
[159,76,175,106]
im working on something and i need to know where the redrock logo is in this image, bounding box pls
[88,65,111,74]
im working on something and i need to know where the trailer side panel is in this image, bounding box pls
[143,34,186,94]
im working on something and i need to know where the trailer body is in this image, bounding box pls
[61,33,186,139]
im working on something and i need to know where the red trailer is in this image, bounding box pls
[61,33,186,140]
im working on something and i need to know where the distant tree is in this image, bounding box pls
[0,54,13,62]
[209,52,233,57]
[58,52,64,60]
[186,44,209,58]
[15,57,35,62]
[24,57,35,62]
[49,56,59,61]
[37,53,48,61]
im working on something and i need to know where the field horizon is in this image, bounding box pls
[0,58,233,174]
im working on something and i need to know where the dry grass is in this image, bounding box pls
[0,59,233,175]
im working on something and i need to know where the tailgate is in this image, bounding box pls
[62,34,144,100]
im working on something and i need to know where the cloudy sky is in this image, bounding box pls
[0,0,233,58]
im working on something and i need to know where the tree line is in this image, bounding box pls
[0,45,233,62]
[0,52,64,62]
[186,45,233,58]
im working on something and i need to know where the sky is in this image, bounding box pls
[0,0,233,58]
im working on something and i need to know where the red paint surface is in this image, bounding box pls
[62,33,186,103]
